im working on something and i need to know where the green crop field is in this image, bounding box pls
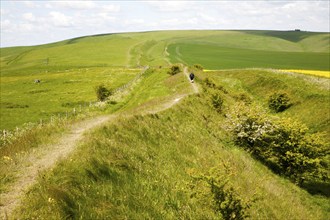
[168,43,329,70]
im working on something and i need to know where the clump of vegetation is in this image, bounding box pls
[211,93,223,113]
[95,84,112,101]
[203,78,228,94]
[190,165,256,219]
[268,92,292,112]
[193,64,204,71]
[167,64,181,75]
[234,93,252,105]
[204,78,217,88]
[227,104,329,185]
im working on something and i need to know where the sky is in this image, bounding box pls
[1,0,329,47]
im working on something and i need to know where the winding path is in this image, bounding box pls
[0,66,198,218]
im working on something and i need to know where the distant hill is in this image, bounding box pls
[1,30,329,76]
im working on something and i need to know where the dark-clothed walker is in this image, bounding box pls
[189,73,195,83]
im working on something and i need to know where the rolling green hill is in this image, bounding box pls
[1,30,329,75]
[1,30,329,219]
[1,30,329,129]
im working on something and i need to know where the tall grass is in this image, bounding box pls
[13,85,329,219]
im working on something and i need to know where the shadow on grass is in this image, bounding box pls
[302,181,330,197]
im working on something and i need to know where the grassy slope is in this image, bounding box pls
[197,69,330,136]
[13,71,329,219]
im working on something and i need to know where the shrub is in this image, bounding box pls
[227,104,329,185]
[167,65,181,75]
[268,92,292,112]
[209,181,250,220]
[204,78,217,89]
[95,84,112,101]
[234,93,252,104]
[190,165,255,219]
[193,64,204,71]
[211,93,223,113]
[203,78,228,94]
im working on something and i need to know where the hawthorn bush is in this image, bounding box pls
[227,104,329,185]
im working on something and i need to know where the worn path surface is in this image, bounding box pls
[0,67,199,219]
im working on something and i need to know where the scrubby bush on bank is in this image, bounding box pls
[268,92,292,112]
[203,78,228,94]
[193,64,204,71]
[167,64,181,75]
[227,104,329,185]
[190,165,256,219]
[211,93,223,113]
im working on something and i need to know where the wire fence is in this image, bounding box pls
[112,65,149,94]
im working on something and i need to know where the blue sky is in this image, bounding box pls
[1,0,329,47]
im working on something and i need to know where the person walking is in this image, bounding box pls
[189,72,195,83]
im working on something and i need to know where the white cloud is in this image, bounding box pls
[19,23,34,31]
[102,4,121,13]
[47,1,96,10]
[23,13,36,22]
[148,1,191,12]
[23,1,40,8]
[197,12,216,23]
[0,19,13,31]
[125,19,145,25]
[49,11,73,27]
[97,13,117,22]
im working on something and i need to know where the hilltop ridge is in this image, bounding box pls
[1,30,329,75]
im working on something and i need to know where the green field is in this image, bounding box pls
[0,67,139,130]
[168,43,329,70]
